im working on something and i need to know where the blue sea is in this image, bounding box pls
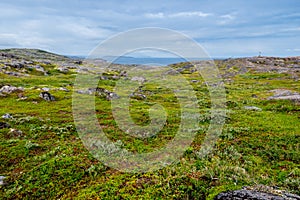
[104,56,209,66]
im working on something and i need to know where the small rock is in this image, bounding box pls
[57,67,69,73]
[0,176,6,186]
[129,92,147,100]
[59,87,70,92]
[39,92,55,101]
[100,76,108,80]
[74,60,82,65]
[17,92,28,100]
[2,113,12,119]
[106,92,119,100]
[42,87,50,92]
[120,71,127,77]
[0,122,10,129]
[76,89,94,95]
[9,128,23,137]
[191,80,199,83]
[111,75,120,80]
[131,76,146,83]
[244,106,262,111]
[95,87,119,100]
[34,65,46,72]
[182,64,194,69]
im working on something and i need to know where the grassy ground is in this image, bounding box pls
[0,63,299,199]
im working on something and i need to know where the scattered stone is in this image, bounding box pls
[191,80,199,83]
[76,89,94,95]
[0,85,24,94]
[0,122,10,129]
[4,71,29,77]
[131,76,146,83]
[0,176,6,186]
[182,64,194,69]
[268,89,300,101]
[33,65,46,72]
[76,87,119,100]
[95,87,119,100]
[2,113,12,119]
[8,128,23,137]
[57,67,69,73]
[119,71,127,77]
[39,92,55,101]
[42,87,50,92]
[74,60,82,65]
[269,89,296,97]
[17,93,27,99]
[106,92,119,100]
[111,75,119,80]
[59,87,70,92]
[99,75,108,80]
[129,92,147,100]
[244,106,262,111]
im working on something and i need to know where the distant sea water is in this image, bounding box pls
[67,55,226,66]
[104,56,215,66]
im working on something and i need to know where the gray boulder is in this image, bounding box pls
[268,89,300,101]
[0,122,10,129]
[39,92,55,101]
[0,85,24,94]
[214,189,290,200]
[2,113,12,119]
[214,185,300,200]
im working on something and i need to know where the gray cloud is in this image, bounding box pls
[0,0,299,56]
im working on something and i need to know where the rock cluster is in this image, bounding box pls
[214,185,300,200]
[268,89,300,101]
[0,85,24,94]
[77,87,119,100]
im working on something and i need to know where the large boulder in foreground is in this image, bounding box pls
[214,185,300,200]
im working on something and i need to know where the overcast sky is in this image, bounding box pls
[0,0,300,57]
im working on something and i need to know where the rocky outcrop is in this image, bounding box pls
[0,85,24,94]
[214,185,300,200]
[268,89,300,101]
[76,87,119,100]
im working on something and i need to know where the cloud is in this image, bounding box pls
[169,11,212,18]
[145,11,212,19]
[145,12,165,19]
[217,13,237,25]
[0,0,299,57]
[286,48,300,52]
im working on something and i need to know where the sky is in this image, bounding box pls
[0,0,300,58]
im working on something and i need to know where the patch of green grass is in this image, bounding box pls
[0,63,300,199]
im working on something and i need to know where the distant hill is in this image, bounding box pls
[0,48,72,62]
